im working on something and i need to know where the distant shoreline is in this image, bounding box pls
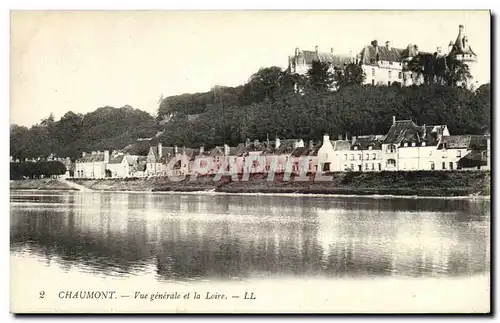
[10,171,490,198]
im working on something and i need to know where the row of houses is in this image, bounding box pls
[71,116,489,179]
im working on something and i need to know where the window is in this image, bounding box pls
[371,163,375,170]
[358,154,362,160]
[430,162,435,170]
[372,68,375,76]
[365,153,369,160]
[354,146,358,150]
[442,162,446,169]
[344,154,348,161]
[411,142,416,147]
[378,163,382,171]
[350,164,354,170]
[365,163,369,170]
[387,159,396,166]
[429,150,432,156]
[372,153,376,160]
[357,165,362,171]
[422,142,426,147]
[398,72,402,79]
[457,150,462,158]
[449,162,454,170]
[388,81,391,86]
[388,71,392,78]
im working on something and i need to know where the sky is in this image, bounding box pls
[10,10,490,127]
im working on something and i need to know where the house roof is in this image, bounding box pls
[209,146,225,157]
[187,113,203,122]
[108,155,125,164]
[360,45,405,65]
[297,50,353,66]
[331,140,352,151]
[276,139,302,155]
[458,151,487,168]
[291,147,310,157]
[438,135,487,150]
[383,120,421,144]
[229,143,246,156]
[76,153,105,163]
[352,136,383,150]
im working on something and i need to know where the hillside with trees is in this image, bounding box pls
[10,57,490,160]
[10,106,161,161]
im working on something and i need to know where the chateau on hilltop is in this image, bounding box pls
[288,25,478,87]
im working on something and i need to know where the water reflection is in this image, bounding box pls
[10,191,490,281]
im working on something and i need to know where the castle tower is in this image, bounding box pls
[448,24,477,63]
[447,24,478,88]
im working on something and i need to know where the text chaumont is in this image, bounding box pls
[58,290,116,299]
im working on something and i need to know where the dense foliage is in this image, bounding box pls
[10,161,67,180]
[11,59,489,159]
[158,82,490,149]
[10,106,161,160]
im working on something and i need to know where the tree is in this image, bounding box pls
[333,63,366,90]
[306,61,334,92]
[444,56,472,87]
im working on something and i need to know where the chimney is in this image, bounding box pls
[371,40,378,47]
[422,124,427,139]
[393,116,396,125]
[323,134,330,144]
[275,137,281,149]
[91,151,96,156]
[436,47,442,55]
[223,144,230,156]
[104,150,110,163]
[330,47,334,54]
[295,47,300,56]
[459,24,464,36]
[309,140,314,149]
[351,136,357,145]
[82,152,86,158]
[338,134,342,140]
[158,142,163,158]
[315,45,319,54]
[174,145,178,156]
[385,41,391,50]
[245,138,251,147]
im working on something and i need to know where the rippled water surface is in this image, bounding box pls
[10,191,490,282]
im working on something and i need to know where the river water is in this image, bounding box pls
[10,191,491,313]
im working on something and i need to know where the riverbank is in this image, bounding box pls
[10,179,78,191]
[56,171,491,197]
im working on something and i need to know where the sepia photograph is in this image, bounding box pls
[9,9,491,314]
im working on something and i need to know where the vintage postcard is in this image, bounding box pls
[10,10,491,314]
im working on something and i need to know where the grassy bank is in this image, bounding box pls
[64,171,490,197]
[10,179,77,191]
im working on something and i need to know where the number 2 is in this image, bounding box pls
[39,291,45,299]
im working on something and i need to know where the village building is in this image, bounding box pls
[75,150,109,179]
[146,143,175,176]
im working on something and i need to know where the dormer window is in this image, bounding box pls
[353,146,358,150]
[422,142,426,147]
[368,146,373,150]
[411,142,416,147]
[404,142,408,147]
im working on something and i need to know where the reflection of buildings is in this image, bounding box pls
[10,192,490,280]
